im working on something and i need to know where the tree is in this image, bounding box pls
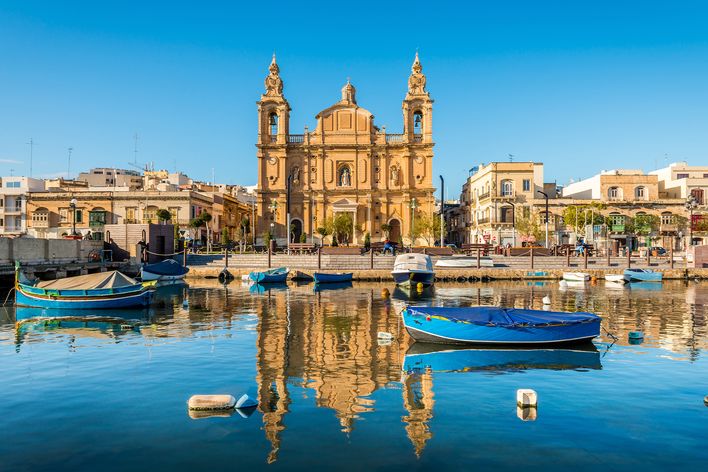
[173,223,181,251]
[300,233,307,243]
[240,216,251,244]
[363,232,371,250]
[316,225,330,245]
[156,209,172,223]
[516,211,544,242]
[561,203,606,234]
[632,214,659,236]
[200,212,213,252]
[262,231,272,249]
[380,223,391,238]
[333,213,353,244]
[414,212,445,246]
[221,227,230,246]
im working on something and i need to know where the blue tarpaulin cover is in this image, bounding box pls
[142,259,189,276]
[406,306,600,327]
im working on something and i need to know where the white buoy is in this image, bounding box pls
[377,338,393,347]
[377,332,394,340]
[559,280,568,288]
[516,389,538,407]
[188,394,236,411]
[517,405,537,421]
[235,393,258,409]
[704,395,708,406]
[542,295,551,305]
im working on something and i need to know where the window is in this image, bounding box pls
[89,209,107,226]
[500,207,513,223]
[661,213,674,225]
[144,206,158,222]
[169,207,179,222]
[74,209,83,223]
[0,198,3,207]
[540,212,549,224]
[635,186,646,200]
[677,173,689,179]
[609,214,625,226]
[704,174,708,178]
[59,208,69,222]
[269,112,278,137]
[4,181,21,188]
[126,207,137,222]
[413,111,423,135]
[500,180,513,197]
[608,187,622,200]
[523,179,530,192]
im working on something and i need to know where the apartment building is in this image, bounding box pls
[0,176,45,236]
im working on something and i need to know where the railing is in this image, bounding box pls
[32,221,50,228]
[412,135,422,143]
[385,134,405,143]
[288,134,304,143]
[610,224,625,233]
[269,135,277,143]
[477,217,490,224]
[478,192,491,200]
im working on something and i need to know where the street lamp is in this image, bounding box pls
[409,197,418,246]
[69,197,78,236]
[685,195,699,249]
[507,201,516,248]
[537,190,549,248]
[269,200,279,238]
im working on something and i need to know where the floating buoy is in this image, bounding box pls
[704,395,708,406]
[218,268,234,283]
[235,393,258,409]
[416,282,424,292]
[187,394,236,411]
[559,280,568,288]
[628,331,644,340]
[381,288,390,298]
[516,389,538,407]
[377,337,392,347]
[517,405,537,422]
[542,295,551,305]
[377,331,394,340]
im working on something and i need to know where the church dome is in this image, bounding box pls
[341,79,356,104]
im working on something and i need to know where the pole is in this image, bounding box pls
[225,245,229,268]
[318,245,322,270]
[670,236,674,269]
[439,176,445,247]
[566,249,571,268]
[606,242,611,267]
[370,243,374,269]
[627,248,631,268]
[476,248,481,269]
[537,191,549,248]
[530,246,534,269]
[286,175,292,252]
[583,248,588,269]
[268,240,272,268]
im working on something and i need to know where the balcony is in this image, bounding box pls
[477,217,490,225]
[692,215,708,233]
[610,224,626,233]
[412,135,422,143]
[3,207,23,215]
[478,191,491,201]
[660,224,678,233]
[287,134,304,144]
[385,134,405,143]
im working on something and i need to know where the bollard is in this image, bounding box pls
[627,249,631,268]
[268,241,272,268]
[183,247,187,267]
[225,246,229,268]
[566,250,571,268]
[670,239,674,269]
[530,247,534,270]
[583,249,588,269]
[606,247,611,268]
[318,246,322,269]
[476,249,481,269]
[646,248,650,266]
[370,245,374,269]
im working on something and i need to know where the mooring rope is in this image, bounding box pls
[143,249,186,257]
[2,287,15,306]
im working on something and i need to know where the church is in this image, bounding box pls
[255,53,435,245]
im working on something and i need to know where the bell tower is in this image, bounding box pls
[257,54,290,145]
[402,52,433,143]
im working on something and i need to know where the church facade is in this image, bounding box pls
[255,54,435,245]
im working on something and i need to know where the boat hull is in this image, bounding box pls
[15,286,153,309]
[562,272,590,282]
[313,272,353,284]
[402,309,600,345]
[249,268,289,284]
[141,270,187,282]
[623,269,662,282]
[392,270,435,288]
[604,274,625,283]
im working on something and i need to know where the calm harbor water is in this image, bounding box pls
[1,280,707,471]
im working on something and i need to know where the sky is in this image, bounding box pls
[1,1,707,196]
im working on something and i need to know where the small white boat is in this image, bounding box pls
[604,274,626,283]
[435,256,494,268]
[562,272,590,282]
[392,253,435,288]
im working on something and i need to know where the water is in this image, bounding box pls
[1,280,707,471]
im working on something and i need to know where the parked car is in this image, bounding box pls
[649,246,667,256]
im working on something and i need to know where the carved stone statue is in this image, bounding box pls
[339,166,351,187]
[264,54,283,97]
[290,166,300,184]
[390,165,400,186]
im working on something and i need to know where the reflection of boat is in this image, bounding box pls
[313,272,353,284]
[16,270,154,309]
[392,285,436,301]
[249,282,288,294]
[562,272,589,282]
[604,274,625,283]
[627,282,664,292]
[402,306,601,345]
[435,256,493,268]
[249,267,289,283]
[140,259,189,282]
[623,268,662,282]
[313,281,353,292]
[292,271,313,281]
[392,254,434,288]
[403,342,601,374]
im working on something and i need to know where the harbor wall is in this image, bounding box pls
[0,238,104,265]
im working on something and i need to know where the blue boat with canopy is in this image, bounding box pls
[402,306,601,345]
[140,259,189,282]
[623,268,662,282]
[313,272,353,284]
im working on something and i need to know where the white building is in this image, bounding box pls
[650,162,708,205]
[77,168,143,189]
[0,176,45,236]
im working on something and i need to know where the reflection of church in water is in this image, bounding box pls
[253,287,435,463]
[255,53,436,245]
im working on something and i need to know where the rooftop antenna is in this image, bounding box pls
[133,133,139,165]
[26,138,35,178]
[10,168,14,176]
[508,153,514,162]
[67,147,73,180]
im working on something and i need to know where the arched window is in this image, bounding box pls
[500,180,514,197]
[413,111,423,135]
[268,112,278,140]
[660,212,674,225]
[337,165,352,187]
[635,186,647,200]
[608,186,622,200]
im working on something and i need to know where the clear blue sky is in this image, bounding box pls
[1,1,707,196]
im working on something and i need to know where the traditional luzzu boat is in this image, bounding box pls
[248,267,289,283]
[401,306,601,345]
[392,253,435,288]
[402,342,601,375]
[15,269,154,310]
[313,272,353,284]
[140,259,189,282]
[604,274,626,283]
[623,268,662,282]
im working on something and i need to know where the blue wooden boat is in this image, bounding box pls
[402,306,600,345]
[141,259,189,282]
[313,272,353,284]
[313,281,353,292]
[623,268,662,282]
[15,270,154,310]
[248,267,289,284]
[403,343,601,375]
